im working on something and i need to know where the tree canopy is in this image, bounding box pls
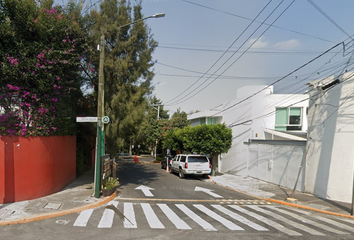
[0,0,93,136]
[89,0,158,156]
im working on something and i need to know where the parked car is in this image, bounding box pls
[161,155,173,169]
[169,154,211,179]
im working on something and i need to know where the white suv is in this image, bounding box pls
[169,154,211,178]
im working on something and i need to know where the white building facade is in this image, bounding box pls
[188,85,309,176]
[305,72,354,203]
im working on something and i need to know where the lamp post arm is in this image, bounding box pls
[117,13,165,30]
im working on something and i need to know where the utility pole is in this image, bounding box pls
[94,35,105,198]
[93,13,165,198]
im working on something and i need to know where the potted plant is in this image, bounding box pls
[102,177,119,196]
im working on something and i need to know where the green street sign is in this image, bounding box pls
[102,116,110,124]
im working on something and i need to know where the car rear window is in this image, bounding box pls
[187,156,208,163]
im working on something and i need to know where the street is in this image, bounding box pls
[1,162,354,240]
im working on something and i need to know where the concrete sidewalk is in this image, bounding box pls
[1,163,354,226]
[0,168,116,225]
[210,173,354,218]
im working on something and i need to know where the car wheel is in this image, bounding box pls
[179,169,185,179]
[169,166,173,174]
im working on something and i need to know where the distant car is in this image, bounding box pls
[169,154,211,179]
[161,155,173,169]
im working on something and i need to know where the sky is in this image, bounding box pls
[75,0,354,115]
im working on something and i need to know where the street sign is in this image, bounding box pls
[102,116,110,124]
[76,117,98,122]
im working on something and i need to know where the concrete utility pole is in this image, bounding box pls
[94,13,165,198]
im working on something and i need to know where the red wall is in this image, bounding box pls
[0,136,76,204]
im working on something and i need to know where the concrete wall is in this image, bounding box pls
[306,73,354,202]
[0,136,76,204]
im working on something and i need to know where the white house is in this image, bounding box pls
[188,85,309,176]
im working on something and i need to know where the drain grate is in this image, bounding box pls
[44,203,62,210]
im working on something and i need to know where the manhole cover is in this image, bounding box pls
[44,203,62,210]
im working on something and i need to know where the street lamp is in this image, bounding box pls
[94,13,165,198]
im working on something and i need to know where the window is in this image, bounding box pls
[275,107,302,131]
[207,117,217,125]
[180,156,186,163]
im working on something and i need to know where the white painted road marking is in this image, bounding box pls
[280,207,350,234]
[124,203,137,228]
[176,204,217,231]
[194,204,244,230]
[211,205,268,231]
[248,206,325,236]
[194,186,223,198]
[135,185,155,197]
[157,203,191,230]
[229,205,302,236]
[98,201,118,228]
[73,209,93,227]
[141,203,165,229]
[71,202,354,236]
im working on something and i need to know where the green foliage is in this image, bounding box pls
[103,177,120,190]
[0,0,95,137]
[89,0,158,156]
[185,124,232,154]
[163,124,232,155]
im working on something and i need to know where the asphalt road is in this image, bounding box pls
[116,161,255,200]
[1,162,354,240]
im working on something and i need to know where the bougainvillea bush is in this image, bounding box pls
[0,0,95,137]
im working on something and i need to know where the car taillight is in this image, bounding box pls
[169,159,171,163]
[209,162,211,169]
[185,162,188,169]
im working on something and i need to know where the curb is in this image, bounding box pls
[266,198,354,219]
[0,190,117,226]
[209,179,354,219]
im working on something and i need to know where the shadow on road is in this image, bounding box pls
[116,162,161,187]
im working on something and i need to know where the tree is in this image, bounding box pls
[163,124,232,176]
[0,0,93,137]
[134,96,169,156]
[186,124,232,176]
[89,0,157,156]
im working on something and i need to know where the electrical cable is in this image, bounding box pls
[307,0,352,40]
[181,0,334,43]
[164,0,274,105]
[210,41,343,116]
[168,0,295,106]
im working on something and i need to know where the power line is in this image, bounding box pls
[168,0,295,106]
[211,41,344,116]
[157,45,339,55]
[164,0,274,105]
[180,0,334,43]
[307,0,352,40]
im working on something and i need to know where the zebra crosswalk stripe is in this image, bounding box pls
[98,200,118,228]
[248,206,325,236]
[175,204,217,231]
[229,205,302,236]
[194,204,244,231]
[211,205,268,231]
[124,202,137,228]
[281,207,350,234]
[73,209,93,227]
[157,204,191,230]
[141,203,165,229]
